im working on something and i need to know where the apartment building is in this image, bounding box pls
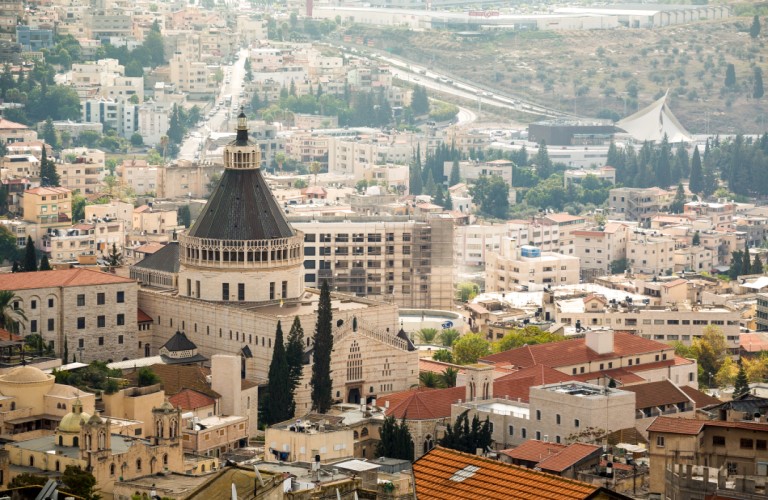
[157,160,220,199]
[133,205,179,237]
[546,291,740,349]
[443,159,513,188]
[1,154,40,178]
[57,148,105,194]
[454,223,507,273]
[609,187,672,222]
[0,118,37,145]
[485,244,580,291]
[118,159,157,195]
[647,416,768,498]
[674,245,716,273]
[22,186,72,229]
[42,219,125,263]
[507,214,587,256]
[684,200,736,230]
[573,222,630,280]
[291,216,454,309]
[326,133,413,178]
[169,52,218,97]
[0,268,138,362]
[627,233,676,275]
[85,200,134,230]
[81,98,138,138]
[182,414,249,458]
[563,166,616,188]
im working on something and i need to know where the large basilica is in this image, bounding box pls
[132,113,418,415]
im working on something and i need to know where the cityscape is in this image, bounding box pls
[0,0,764,498]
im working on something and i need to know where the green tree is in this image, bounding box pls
[432,349,454,363]
[137,367,159,386]
[456,282,479,302]
[734,361,750,397]
[533,141,554,179]
[689,147,703,194]
[470,175,509,219]
[440,367,459,388]
[166,104,184,144]
[692,231,701,246]
[439,409,493,454]
[417,328,438,344]
[754,67,764,99]
[452,334,490,365]
[493,326,566,353]
[286,316,305,392]
[177,205,191,228]
[714,356,738,388]
[0,290,26,334]
[39,254,51,271]
[439,329,461,347]
[730,250,744,280]
[419,371,443,388]
[311,281,333,413]
[8,473,47,488]
[130,132,144,147]
[725,63,736,88]
[410,85,429,115]
[23,236,36,272]
[72,192,87,222]
[691,325,728,384]
[61,465,98,500]
[750,15,761,39]
[0,225,19,264]
[42,117,59,149]
[449,159,461,186]
[107,243,122,267]
[669,183,686,214]
[376,416,414,461]
[40,146,60,187]
[262,321,294,425]
[753,253,764,274]
[144,21,165,67]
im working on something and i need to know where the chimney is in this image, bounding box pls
[585,328,614,355]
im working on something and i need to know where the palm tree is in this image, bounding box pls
[419,371,443,389]
[439,329,461,347]
[417,328,438,344]
[275,152,286,174]
[310,161,321,186]
[0,290,26,334]
[440,367,459,388]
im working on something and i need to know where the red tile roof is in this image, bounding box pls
[25,186,71,196]
[0,118,28,130]
[740,333,768,353]
[168,388,216,410]
[499,440,567,463]
[419,358,465,376]
[481,332,670,369]
[413,447,600,500]
[537,443,602,473]
[494,365,575,403]
[378,386,465,420]
[137,308,153,324]
[0,268,134,291]
[679,386,721,408]
[622,380,690,409]
[646,417,704,435]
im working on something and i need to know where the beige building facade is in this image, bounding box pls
[486,244,580,292]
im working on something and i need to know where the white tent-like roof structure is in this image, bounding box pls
[615,91,692,143]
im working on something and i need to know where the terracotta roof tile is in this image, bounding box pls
[536,443,602,473]
[378,386,465,420]
[646,417,705,435]
[413,447,600,500]
[481,332,670,369]
[137,308,152,323]
[679,386,721,408]
[740,332,768,352]
[168,388,216,410]
[494,365,574,403]
[123,364,220,399]
[0,118,28,130]
[622,380,690,409]
[0,268,134,291]
[499,440,567,463]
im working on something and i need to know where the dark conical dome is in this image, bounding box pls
[187,118,295,241]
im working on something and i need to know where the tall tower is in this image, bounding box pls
[178,112,304,302]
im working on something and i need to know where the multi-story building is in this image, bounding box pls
[609,187,672,223]
[627,232,676,275]
[182,414,248,458]
[485,244,580,291]
[169,52,218,97]
[443,159,513,190]
[81,98,138,138]
[0,0,22,41]
[563,166,616,188]
[157,160,220,199]
[1,154,40,178]
[454,223,507,274]
[118,159,157,195]
[544,291,740,349]
[85,200,134,231]
[647,416,768,498]
[684,200,736,230]
[674,244,716,273]
[42,219,125,263]
[573,222,630,280]
[132,205,179,237]
[0,268,139,362]
[0,117,37,145]
[291,215,454,309]
[22,186,72,229]
[132,114,419,413]
[507,213,587,256]
[326,132,413,179]
[137,100,170,147]
[57,148,105,194]
[15,26,53,51]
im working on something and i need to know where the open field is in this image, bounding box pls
[349,17,768,133]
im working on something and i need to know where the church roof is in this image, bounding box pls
[615,90,692,143]
[187,167,295,241]
[131,242,179,273]
[162,330,197,352]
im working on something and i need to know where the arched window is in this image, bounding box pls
[58,435,63,446]
[201,464,206,472]
[353,431,359,440]
[157,419,164,438]
[361,427,369,437]
[170,419,177,439]
[29,456,34,467]
[55,460,60,472]
[163,454,168,466]
[110,463,115,476]
[98,431,105,449]
[423,434,434,455]
[136,459,142,471]
[73,436,79,447]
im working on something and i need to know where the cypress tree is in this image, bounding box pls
[311,281,333,413]
[725,63,736,88]
[753,253,764,275]
[39,254,51,271]
[262,321,293,425]
[376,415,414,461]
[449,159,460,186]
[692,231,700,246]
[733,361,749,397]
[743,242,753,276]
[730,250,743,280]
[689,147,703,194]
[40,146,60,187]
[754,67,764,99]
[23,236,36,272]
[286,316,305,410]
